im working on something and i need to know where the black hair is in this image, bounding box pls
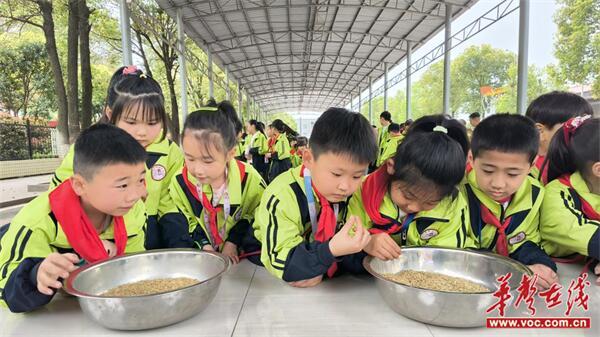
[270,119,298,138]
[546,118,599,182]
[391,115,468,199]
[296,136,308,147]
[471,114,539,163]
[205,98,218,107]
[73,124,146,180]
[526,91,593,128]
[249,119,265,135]
[218,100,243,134]
[104,65,143,114]
[388,123,401,133]
[109,74,169,140]
[380,111,392,122]
[469,112,481,119]
[310,107,377,164]
[182,100,241,156]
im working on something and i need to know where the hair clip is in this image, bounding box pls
[122,65,139,75]
[433,125,448,134]
[562,115,591,144]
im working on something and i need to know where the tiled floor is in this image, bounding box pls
[1,261,598,337]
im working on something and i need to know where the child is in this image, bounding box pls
[0,124,147,312]
[464,114,558,289]
[466,112,481,139]
[377,111,393,165]
[266,119,293,182]
[376,122,404,167]
[349,115,472,261]
[100,65,142,120]
[256,108,377,288]
[291,136,308,168]
[218,100,246,162]
[168,102,266,265]
[525,91,593,184]
[540,116,599,282]
[244,119,269,179]
[50,71,184,250]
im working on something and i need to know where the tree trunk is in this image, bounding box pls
[135,30,153,78]
[37,0,69,145]
[164,65,180,143]
[79,0,93,129]
[67,0,80,143]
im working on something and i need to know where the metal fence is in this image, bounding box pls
[0,121,58,161]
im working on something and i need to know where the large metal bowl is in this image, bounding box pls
[363,247,532,328]
[64,249,229,330]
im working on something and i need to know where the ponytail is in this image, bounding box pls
[546,116,599,182]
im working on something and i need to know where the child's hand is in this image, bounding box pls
[101,239,117,258]
[202,244,215,251]
[265,153,272,159]
[329,215,371,257]
[594,263,600,285]
[288,275,323,288]
[37,253,80,295]
[528,264,559,289]
[363,233,401,260]
[222,241,240,264]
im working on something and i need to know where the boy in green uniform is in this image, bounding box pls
[0,124,148,312]
[256,108,378,287]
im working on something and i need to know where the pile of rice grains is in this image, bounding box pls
[383,270,490,293]
[102,277,200,297]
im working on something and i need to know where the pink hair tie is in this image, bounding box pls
[562,115,591,144]
[122,65,139,75]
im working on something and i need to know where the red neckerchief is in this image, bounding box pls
[181,162,246,246]
[300,166,338,277]
[49,179,127,263]
[534,155,548,184]
[479,197,512,257]
[361,166,399,234]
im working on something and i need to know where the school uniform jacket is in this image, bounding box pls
[168,159,266,250]
[256,166,366,282]
[461,170,556,270]
[348,183,472,248]
[0,192,146,312]
[540,172,599,260]
[49,137,184,249]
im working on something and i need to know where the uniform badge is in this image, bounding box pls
[151,164,166,181]
[420,229,439,240]
[508,231,526,245]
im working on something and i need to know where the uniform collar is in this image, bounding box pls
[466,169,539,217]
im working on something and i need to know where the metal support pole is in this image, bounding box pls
[406,41,412,120]
[176,9,188,123]
[237,83,242,119]
[225,68,230,101]
[119,0,132,66]
[383,63,388,111]
[517,0,530,115]
[368,77,373,123]
[208,50,214,99]
[358,88,362,115]
[246,91,251,120]
[443,3,452,115]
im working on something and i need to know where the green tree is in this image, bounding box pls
[554,0,600,98]
[451,45,514,115]
[0,41,53,118]
[269,112,298,131]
